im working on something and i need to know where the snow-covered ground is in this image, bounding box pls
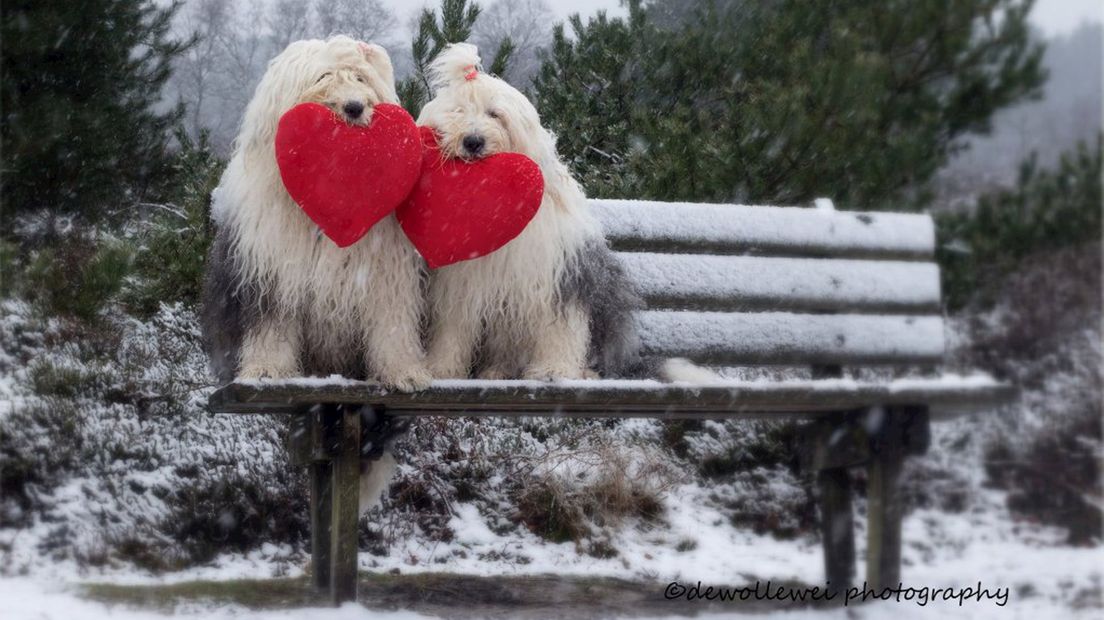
[2,484,1099,619]
[0,577,432,620]
[1,293,1100,619]
[3,455,1100,619]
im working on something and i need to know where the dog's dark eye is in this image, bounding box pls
[487,110,500,120]
[316,73,331,84]
[356,75,366,84]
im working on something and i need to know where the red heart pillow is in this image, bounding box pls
[396,127,544,268]
[275,102,421,248]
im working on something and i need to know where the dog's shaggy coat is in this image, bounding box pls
[200,36,427,511]
[418,44,645,380]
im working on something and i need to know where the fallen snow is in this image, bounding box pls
[591,199,936,257]
[230,374,1004,394]
[1,293,1098,620]
[636,311,945,363]
[616,252,941,310]
[4,477,1099,619]
[235,375,371,388]
[0,577,433,620]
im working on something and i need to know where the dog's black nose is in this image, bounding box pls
[343,101,364,119]
[462,134,485,155]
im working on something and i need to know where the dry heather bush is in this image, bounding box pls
[381,416,684,553]
[955,242,1101,379]
[514,438,683,552]
[953,243,1102,544]
[0,303,306,571]
[665,418,814,537]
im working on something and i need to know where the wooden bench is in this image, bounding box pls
[208,198,1012,605]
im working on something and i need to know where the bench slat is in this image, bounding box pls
[636,311,944,365]
[208,376,1012,420]
[619,253,941,313]
[593,199,935,259]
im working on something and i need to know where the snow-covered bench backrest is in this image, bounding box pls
[592,199,943,366]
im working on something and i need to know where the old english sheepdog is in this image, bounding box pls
[419,43,700,381]
[200,36,427,511]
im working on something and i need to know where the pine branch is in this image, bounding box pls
[402,0,486,115]
[489,37,514,78]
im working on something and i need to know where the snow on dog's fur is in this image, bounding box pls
[418,44,649,380]
[200,36,426,512]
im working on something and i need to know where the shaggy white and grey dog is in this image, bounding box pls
[418,44,648,380]
[201,36,428,510]
[202,36,429,390]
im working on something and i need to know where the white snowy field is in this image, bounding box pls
[3,473,1100,619]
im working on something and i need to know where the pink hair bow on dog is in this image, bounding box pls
[464,65,479,81]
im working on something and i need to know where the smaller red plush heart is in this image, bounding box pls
[397,127,544,268]
[275,102,421,247]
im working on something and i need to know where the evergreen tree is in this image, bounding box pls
[533,0,1046,209]
[397,0,513,117]
[938,135,1102,308]
[1,0,190,232]
[531,5,648,196]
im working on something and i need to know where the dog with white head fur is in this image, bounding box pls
[200,36,427,512]
[418,43,659,380]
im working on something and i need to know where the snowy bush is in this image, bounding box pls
[0,291,821,574]
[122,130,222,319]
[944,243,1102,543]
[377,417,686,559]
[668,418,812,537]
[0,302,303,573]
[20,237,134,324]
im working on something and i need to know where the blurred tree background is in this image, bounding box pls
[939,136,1102,308]
[534,0,1047,208]
[5,0,1090,322]
[397,0,517,116]
[1,0,190,232]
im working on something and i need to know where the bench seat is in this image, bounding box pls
[211,374,1011,418]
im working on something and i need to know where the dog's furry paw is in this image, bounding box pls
[426,359,469,380]
[236,365,297,380]
[522,365,587,382]
[476,366,513,380]
[379,365,433,392]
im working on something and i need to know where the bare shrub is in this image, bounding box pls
[952,243,1102,544]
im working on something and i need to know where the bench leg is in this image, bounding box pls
[329,406,361,605]
[310,461,333,592]
[865,412,905,591]
[802,414,862,595]
[306,406,361,605]
[817,467,855,594]
[804,407,926,594]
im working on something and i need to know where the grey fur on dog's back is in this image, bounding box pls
[561,239,654,378]
[200,228,253,383]
[201,222,379,383]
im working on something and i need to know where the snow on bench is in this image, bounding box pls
[617,253,941,313]
[215,374,1010,419]
[635,311,945,365]
[591,199,936,259]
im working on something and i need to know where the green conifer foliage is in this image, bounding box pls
[533,0,1045,209]
[2,0,191,229]
[398,0,516,117]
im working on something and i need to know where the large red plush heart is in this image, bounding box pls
[397,127,544,268]
[275,102,421,247]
